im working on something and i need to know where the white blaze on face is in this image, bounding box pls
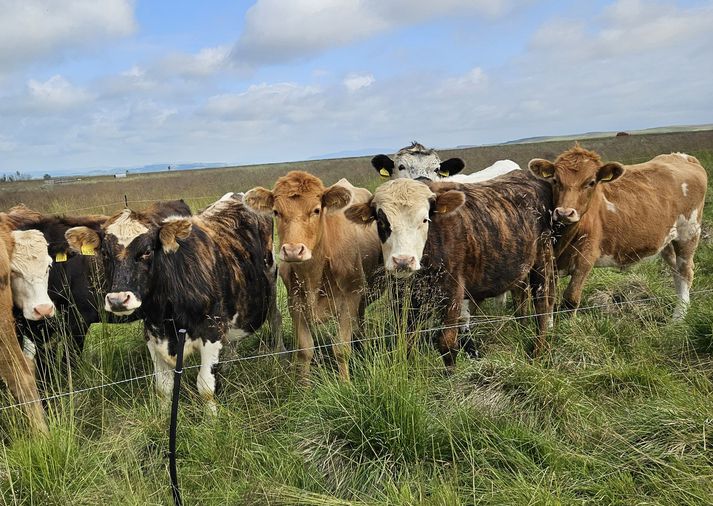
[10,230,54,320]
[373,179,434,276]
[393,149,442,180]
[105,209,149,247]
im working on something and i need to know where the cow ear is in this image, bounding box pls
[344,201,376,225]
[372,154,394,178]
[528,159,556,179]
[322,185,352,210]
[243,187,275,215]
[432,190,465,215]
[438,158,465,177]
[597,162,625,183]
[159,219,192,254]
[65,226,101,256]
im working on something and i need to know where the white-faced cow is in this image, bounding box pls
[373,142,523,313]
[65,196,282,411]
[371,142,520,183]
[0,215,53,433]
[529,146,707,319]
[7,205,109,385]
[244,172,382,381]
[345,172,556,365]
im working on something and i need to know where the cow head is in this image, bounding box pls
[528,146,624,224]
[372,142,465,181]
[10,230,55,320]
[345,179,464,277]
[65,202,192,316]
[244,171,352,263]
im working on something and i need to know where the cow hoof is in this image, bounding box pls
[204,400,218,416]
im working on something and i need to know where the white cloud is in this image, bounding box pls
[159,46,231,79]
[232,0,517,66]
[0,0,136,75]
[343,73,375,92]
[27,75,92,109]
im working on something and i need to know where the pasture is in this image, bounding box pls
[2,133,713,505]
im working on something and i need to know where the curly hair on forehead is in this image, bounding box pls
[396,141,437,157]
[555,144,603,170]
[273,170,326,199]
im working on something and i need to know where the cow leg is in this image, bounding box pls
[561,260,593,313]
[267,296,285,354]
[492,292,508,309]
[334,299,358,382]
[438,296,462,371]
[146,337,173,406]
[197,339,223,414]
[293,311,314,381]
[672,233,700,320]
[511,283,530,317]
[530,247,556,357]
[0,333,48,434]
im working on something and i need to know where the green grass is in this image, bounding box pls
[1,147,713,505]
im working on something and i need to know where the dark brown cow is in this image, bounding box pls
[528,147,707,318]
[65,196,281,411]
[7,205,109,384]
[0,216,48,434]
[345,173,556,364]
[244,172,382,381]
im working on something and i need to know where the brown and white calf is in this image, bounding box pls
[244,172,382,381]
[345,173,556,365]
[528,146,707,319]
[65,196,283,411]
[1,216,53,433]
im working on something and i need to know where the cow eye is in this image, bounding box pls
[398,164,405,171]
[273,210,280,218]
[422,217,430,224]
[313,208,320,215]
[586,180,596,188]
[140,250,152,261]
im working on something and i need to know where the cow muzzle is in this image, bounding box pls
[388,255,419,278]
[280,243,312,262]
[25,303,56,321]
[553,207,580,223]
[105,291,142,315]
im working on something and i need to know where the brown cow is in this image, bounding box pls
[244,172,382,381]
[0,216,49,434]
[528,146,707,319]
[345,173,555,363]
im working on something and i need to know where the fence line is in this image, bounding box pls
[2,287,712,414]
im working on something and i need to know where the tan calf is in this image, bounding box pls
[529,146,707,319]
[244,172,381,381]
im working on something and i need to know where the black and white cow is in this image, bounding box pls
[65,195,282,411]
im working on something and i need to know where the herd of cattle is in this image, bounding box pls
[0,142,707,434]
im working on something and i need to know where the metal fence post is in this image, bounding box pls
[168,328,186,506]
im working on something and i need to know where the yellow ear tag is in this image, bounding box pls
[542,168,554,178]
[438,170,449,177]
[600,173,613,182]
[55,252,67,263]
[379,168,390,178]
[81,245,95,256]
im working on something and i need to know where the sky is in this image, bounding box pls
[0,0,711,175]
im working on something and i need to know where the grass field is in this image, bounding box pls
[1,136,713,505]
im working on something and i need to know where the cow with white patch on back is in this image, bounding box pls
[345,172,556,365]
[528,146,707,319]
[65,196,283,411]
[371,142,520,183]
